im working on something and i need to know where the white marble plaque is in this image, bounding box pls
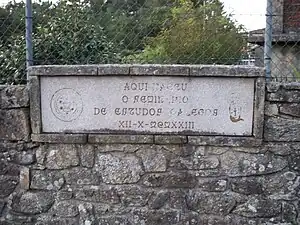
[40,76,255,135]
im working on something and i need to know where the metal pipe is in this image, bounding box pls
[264,0,273,82]
[25,0,33,82]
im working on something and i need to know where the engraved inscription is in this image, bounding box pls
[41,76,255,135]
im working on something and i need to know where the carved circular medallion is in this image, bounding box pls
[50,88,83,122]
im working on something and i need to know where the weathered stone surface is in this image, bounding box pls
[0,201,5,216]
[12,192,54,214]
[171,148,220,170]
[233,197,281,218]
[31,134,87,144]
[265,102,279,116]
[136,147,167,172]
[149,190,170,209]
[164,172,198,188]
[282,202,297,223]
[117,186,152,207]
[35,217,78,225]
[188,136,262,147]
[95,153,144,184]
[130,64,189,76]
[20,167,30,190]
[1,86,29,109]
[198,178,227,192]
[89,135,153,144]
[230,177,264,195]
[266,142,293,156]
[267,89,300,102]
[130,209,181,225]
[50,201,79,217]
[98,64,130,75]
[0,176,18,197]
[63,167,100,185]
[231,172,299,200]
[78,202,95,225]
[289,155,300,171]
[79,144,94,168]
[265,117,300,141]
[7,150,36,165]
[0,109,30,141]
[29,65,98,76]
[45,145,79,169]
[220,151,287,177]
[31,170,64,190]
[96,216,129,225]
[280,103,300,117]
[186,191,237,215]
[142,173,168,187]
[0,162,19,176]
[95,144,142,153]
[154,135,187,144]
[74,186,120,204]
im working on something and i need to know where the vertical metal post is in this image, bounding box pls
[25,0,33,82]
[264,0,273,82]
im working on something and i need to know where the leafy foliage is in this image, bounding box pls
[0,0,246,84]
[125,0,246,64]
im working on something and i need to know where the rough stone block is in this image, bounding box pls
[279,103,300,117]
[12,192,54,214]
[117,185,152,207]
[78,202,95,225]
[0,162,20,176]
[79,144,95,168]
[170,148,220,170]
[188,136,262,147]
[0,86,29,109]
[136,146,167,172]
[95,144,142,153]
[20,167,30,190]
[198,178,227,192]
[130,209,181,225]
[186,191,237,215]
[45,145,80,169]
[95,153,144,184]
[233,197,281,218]
[149,190,170,209]
[267,89,300,102]
[0,109,30,141]
[49,201,79,218]
[0,175,18,198]
[164,172,197,188]
[74,187,120,204]
[31,170,64,191]
[265,102,279,116]
[220,151,287,177]
[89,134,153,144]
[64,167,100,185]
[265,117,300,141]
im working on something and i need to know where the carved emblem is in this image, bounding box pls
[50,88,83,122]
[229,101,244,123]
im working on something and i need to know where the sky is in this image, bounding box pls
[0,0,267,31]
[220,0,267,31]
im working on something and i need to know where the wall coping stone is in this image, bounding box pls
[28,64,264,77]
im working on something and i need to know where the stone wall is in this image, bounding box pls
[0,83,300,225]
